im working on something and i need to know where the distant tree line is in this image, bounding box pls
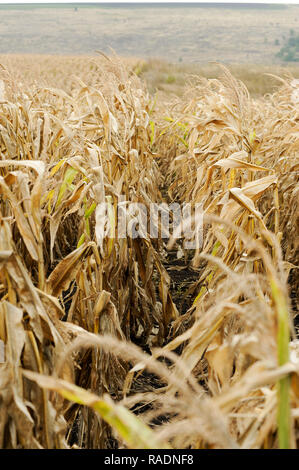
[276,30,299,62]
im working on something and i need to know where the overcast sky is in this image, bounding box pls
[0,0,298,4]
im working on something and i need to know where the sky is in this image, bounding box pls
[0,0,298,4]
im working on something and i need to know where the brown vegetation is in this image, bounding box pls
[0,55,298,449]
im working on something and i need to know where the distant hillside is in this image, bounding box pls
[0,2,289,9]
[0,3,297,63]
[0,2,288,10]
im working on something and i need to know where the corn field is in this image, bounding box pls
[0,55,298,449]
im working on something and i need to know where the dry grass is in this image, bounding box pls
[137,58,299,98]
[2,54,299,98]
[0,55,298,449]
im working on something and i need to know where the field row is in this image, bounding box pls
[0,56,298,449]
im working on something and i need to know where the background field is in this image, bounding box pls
[0,3,298,64]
